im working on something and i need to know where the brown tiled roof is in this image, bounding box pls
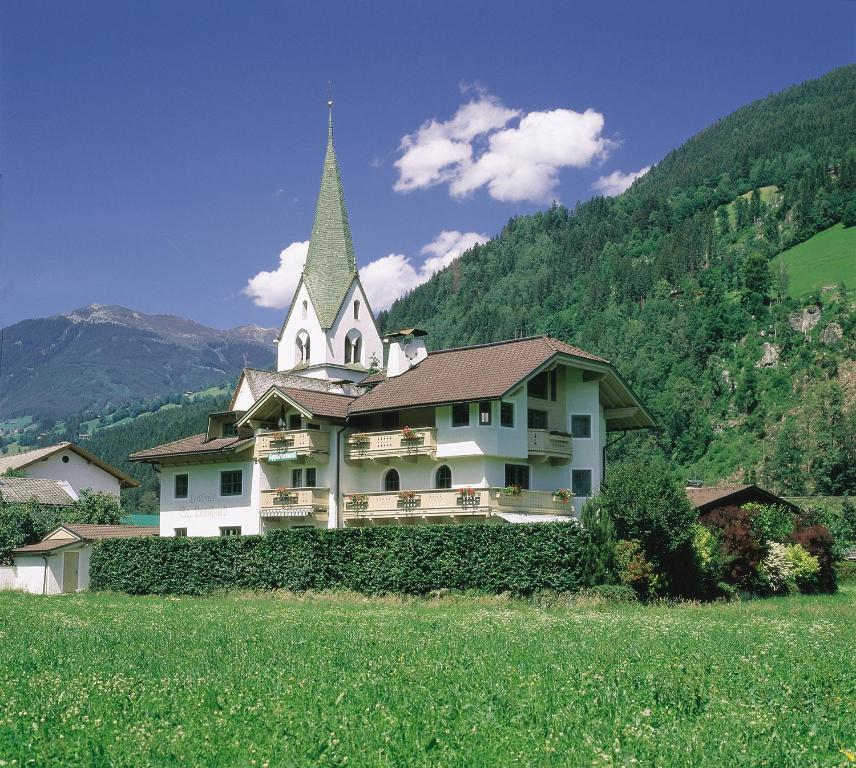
[12,524,158,554]
[129,433,253,461]
[686,484,801,513]
[273,387,354,420]
[0,477,76,506]
[0,442,139,488]
[62,524,159,540]
[349,335,608,414]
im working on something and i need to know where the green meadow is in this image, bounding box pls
[0,589,854,767]
[773,223,856,297]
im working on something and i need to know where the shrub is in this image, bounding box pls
[758,542,794,593]
[578,499,616,587]
[700,505,764,588]
[90,523,589,597]
[587,583,638,603]
[744,502,795,545]
[599,456,697,589]
[614,539,659,598]
[789,524,837,593]
[837,560,856,583]
[691,523,728,596]
[784,544,821,592]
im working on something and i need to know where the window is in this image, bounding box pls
[305,468,317,488]
[220,526,242,537]
[451,402,470,427]
[295,331,310,365]
[528,371,548,399]
[289,413,302,430]
[384,469,400,492]
[222,422,238,437]
[381,412,400,429]
[62,455,70,463]
[571,415,592,438]
[291,468,303,487]
[504,464,530,489]
[478,401,492,426]
[353,300,360,319]
[435,465,452,489]
[572,469,592,497]
[550,369,558,402]
[220,470,242,496]
[527,409,548,430]
[174,528,187,537]
[174,474,189,499]
[500,402,515,428]
[344,331,363,365]
[307,423,321,431]
[301,300,308,320]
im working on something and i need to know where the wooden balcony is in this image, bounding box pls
[260,487,329,519]
[256,430,330,464]
[527,429,573,465]
[345,427,437,464]
[342,487,574,523]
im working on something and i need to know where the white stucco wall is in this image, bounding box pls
[277,279,383,376]
[23,450,121,497]
[3,557,46,594]
[233,378,257,412]
[160,460,258,537]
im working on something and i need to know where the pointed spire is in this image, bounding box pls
[302,101,358,329]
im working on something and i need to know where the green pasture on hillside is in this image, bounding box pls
[772,223,856,296]
[1,589,854,767]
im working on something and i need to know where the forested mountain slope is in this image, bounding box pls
[382,65,856,495]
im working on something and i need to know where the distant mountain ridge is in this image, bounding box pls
[0,304,276,422]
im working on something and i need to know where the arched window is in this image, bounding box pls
[384,468,400,492]
[301,300,308,320]
[435,465,452,490]
[353,300,360,319]
[344,330,363,365]
[295,330,310,365]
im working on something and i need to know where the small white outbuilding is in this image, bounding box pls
[4,524,158,595]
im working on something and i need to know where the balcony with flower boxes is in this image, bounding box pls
[344,427,437,464]
[260,487,329,522]
[527,429,573,465]
[256,430,330,465]
[342,487,574,524]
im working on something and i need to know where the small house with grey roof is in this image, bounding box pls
[131,108,655,538]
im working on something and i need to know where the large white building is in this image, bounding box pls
[132,111,655,537]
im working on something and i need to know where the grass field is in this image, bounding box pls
[773,223,856,296]
[1,589,854,767]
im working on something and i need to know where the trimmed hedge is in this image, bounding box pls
[90,523,589,596]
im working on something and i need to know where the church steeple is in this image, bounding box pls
[302,102,358,329]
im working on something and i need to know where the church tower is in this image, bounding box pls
[276,104,383,381]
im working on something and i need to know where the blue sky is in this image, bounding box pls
[1,1,854,329]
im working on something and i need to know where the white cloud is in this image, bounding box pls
[244,231,488,313]
[242,240,308,309]
[394,92,614,203]
[362,230,489,311]
[592,166,650,196]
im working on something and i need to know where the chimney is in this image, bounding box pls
[384,328,428,377]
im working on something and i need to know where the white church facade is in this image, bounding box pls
[131,110,655,537]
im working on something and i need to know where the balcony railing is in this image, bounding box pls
[527,429,573,464]
[345,427,437,463]
[256,430,330,464]
[260,487,329,518]
[342,487,574,521]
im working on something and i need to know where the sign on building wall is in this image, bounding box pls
[267,451,298,463]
